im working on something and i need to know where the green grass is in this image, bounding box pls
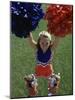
[10,4,73,98]
[53,35,73,95]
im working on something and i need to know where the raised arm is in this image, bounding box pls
[27,32,37,48]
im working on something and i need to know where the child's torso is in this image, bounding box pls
[36,48,52,65]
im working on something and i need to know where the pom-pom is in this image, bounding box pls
[45,4,73,37]
[11,2,44,38]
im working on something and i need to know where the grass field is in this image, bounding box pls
[10,4,73,98]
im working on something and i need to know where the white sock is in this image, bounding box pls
[48,93,53,96]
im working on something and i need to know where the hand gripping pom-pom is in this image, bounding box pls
[44,4,73,37]
[11,2,44,38]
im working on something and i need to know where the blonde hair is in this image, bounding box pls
[39,31,51,41]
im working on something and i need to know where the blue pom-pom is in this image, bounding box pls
[11,2,44,38]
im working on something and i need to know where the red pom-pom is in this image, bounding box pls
[45,4,73,37]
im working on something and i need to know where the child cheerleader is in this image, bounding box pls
[27,31,60,96]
